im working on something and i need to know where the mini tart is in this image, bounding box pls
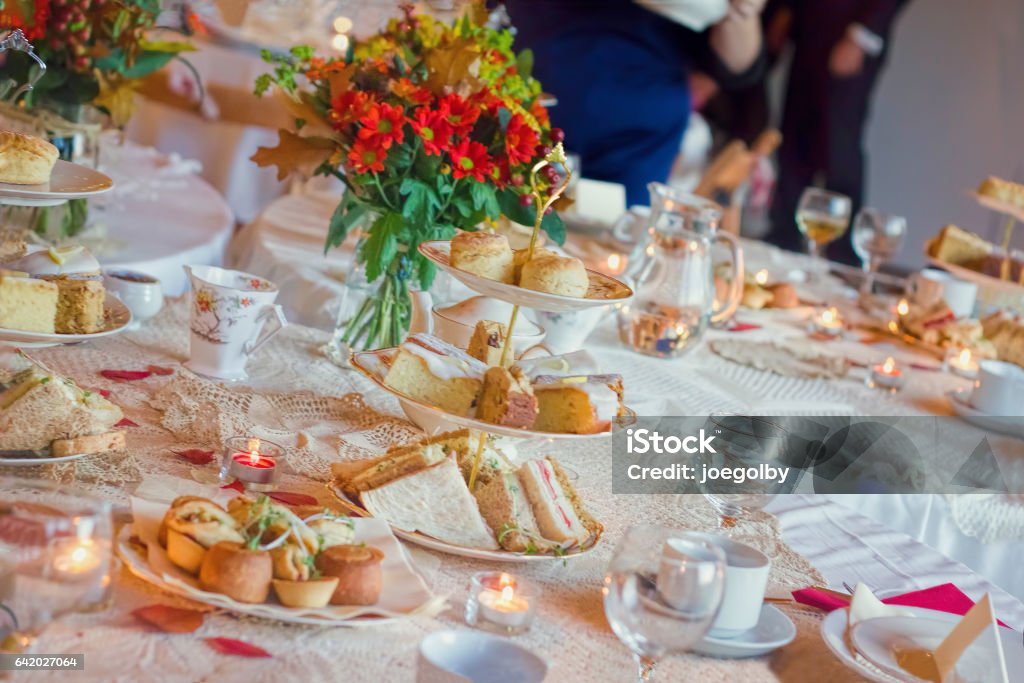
[166,528,208,575]
[315,544,385,606]
[199,542,272,604]
[272,577,340,609]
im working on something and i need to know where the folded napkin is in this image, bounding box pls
[792,583,1011,628]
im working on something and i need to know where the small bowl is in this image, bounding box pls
[103,269,163,329]
[417,630,547,683]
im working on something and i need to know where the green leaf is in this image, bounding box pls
[399,178,440,229]
[469,182,500,219]
[516,49,534,79]
[95,49,176,79]
[325,193,368,252]
[496,188,565,246]
[359,212,403,282]
[497,107,512,132]
[541,210,566,246]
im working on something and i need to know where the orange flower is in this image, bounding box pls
[391,78,433,105]
[409,107,453,156]
[505,113,539,166]
[450,138,493,182]
[329,91,373,130]
[348,140,387,173]
[305,57,349,81]
[529,98,550,129]
[358,103,406,149]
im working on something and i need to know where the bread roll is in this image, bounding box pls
[199,542,273,603]
[0,131,59,185]
[766,283,799,308]
[519,253,589,297]
[315,544,384,605]
[450,231,514,283]
[158,496,211,548]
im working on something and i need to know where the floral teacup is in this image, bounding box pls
[184,265,287,380]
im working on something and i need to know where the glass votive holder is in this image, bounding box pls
[864,356,906,393]
[808,306,844,338]
[617,307,704,358]
[219,436,286,492]
[465,571,539,635]
[943,346,980,379]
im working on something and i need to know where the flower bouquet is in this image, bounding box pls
[252,5,567,350]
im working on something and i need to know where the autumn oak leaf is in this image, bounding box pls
[172,449,215,466]
[251,129,337,181]
[423,39,482,96]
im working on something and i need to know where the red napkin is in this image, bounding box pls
[792,583,1011,628]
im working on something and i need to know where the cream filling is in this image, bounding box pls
[525,459,585,539]
[404,340,483,380]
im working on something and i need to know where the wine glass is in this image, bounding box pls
[852,208,907,295]
[700,414,791,555]
[0,478,113,653]
[795,188,852,279]
[603,526,725,682]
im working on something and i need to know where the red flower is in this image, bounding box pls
[529,99,550,129]
[392,78,433,105]
[450,139,493,182]
[357,103,406,149]
[329,91,373,130]
[348,140,387,173]
[439,94,479,137]
[409,107,453,156]
[505,114,540,166]
[490,157,510,189]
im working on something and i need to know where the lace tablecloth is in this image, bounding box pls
[7,299,1024,682]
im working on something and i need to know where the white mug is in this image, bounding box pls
[684,533,770,637]
[183,265,287,381]
[907,269,977,318]
[971,360,1024,416]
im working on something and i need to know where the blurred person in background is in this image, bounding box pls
[766,0,909,264]
[504,0,767,207]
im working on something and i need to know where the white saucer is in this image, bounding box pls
[693,604,796,658]
[947,388,1024,439]
[0,160,114,206]
[0,450,91,467]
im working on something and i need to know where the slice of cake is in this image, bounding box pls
[466,320,509,367]
[383,333,488,415]
[532,373,625,434]
[925,225,992,266]
[978,176,1024,209]
[475,366,537,429]
[40,275,105,334]
[0,274,58,333]
[518,456,602,547]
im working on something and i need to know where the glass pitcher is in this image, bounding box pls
[617,192,744,358]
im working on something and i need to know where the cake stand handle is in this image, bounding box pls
[1,30,47,104]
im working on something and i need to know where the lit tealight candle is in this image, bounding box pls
[221,436,286,490]
[866,356,906,392]
[754,269,769,286]
[331,33,350,52]
[812,306,844,337]
[52,538,102,580]
[466,571,538,634]
[896,298,910,317]
[945,347,980,379]
[605,253,627,276]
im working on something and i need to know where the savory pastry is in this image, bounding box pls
[164,499,245,574]
[157,495,211,547]
[272,577,340,608]
[307,517,356,550]
[315,544,385,605]
[741,282,773,310]
[228,496,318,554]
[518,252,589,297]
[198,541,273,603]
[0,274,58,333]
[475,366,537,428]
[532,374,625,434]
[466,320,509,367]
[383,333,488,415]
[0,130,59,185]
[450,231,514,283]
[766,282,800,308]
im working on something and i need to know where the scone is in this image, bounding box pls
[0,131,59,185]
[450,231,515,283]
[519,252,589,297]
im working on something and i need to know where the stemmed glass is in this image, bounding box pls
[603,526,725,682]
[795,188,852,279]
[852,208,907,295]
[0,478,113,653]
[700,414,791,556]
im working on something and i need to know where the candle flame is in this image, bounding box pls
[755,269,769,286]
[246,438,261,465]
[822,307,838,324]
[70,545,90,565]
[498,573,514,589]
[888,320,899,334]
[958,348,971,365]
[883,357,896,373]
[331,34,350,52]
[332,16,352,33]
[500,585,515,603]
[607,253,621,272]
[897,299,909,316]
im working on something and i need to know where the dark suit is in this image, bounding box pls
[767,0,907,264]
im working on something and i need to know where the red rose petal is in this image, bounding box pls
[115,418,139,427]
[147,365,175,376]
[266,491,319,506]
[172,448,215,465]
[84,387,112,399]
[204,637,272,658]
[728,322,762,332]
[100,369,152,381]
[132,605,205,634]
[220,480,245,493]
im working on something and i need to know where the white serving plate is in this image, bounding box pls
[0,160,114,206]
[118,509,441,626]
[693,603,796,658]
[947,388,1024,439]
[0,294,132,347]
[926,257,1024,296]
[971,190,1024,223]
[328,483,601,563]
[0,450,92,467]
[418,240,633,313]
[350,346,633,441]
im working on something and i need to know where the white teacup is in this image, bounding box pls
[417,630,547,683]
[183,265,287,381]
[684,533,771,637]
[103,269,163,329]
[525,306,606,354]
[907,269,977,318]
[971,360,1024,416]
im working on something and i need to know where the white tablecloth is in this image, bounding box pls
[229,191,1024,603]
